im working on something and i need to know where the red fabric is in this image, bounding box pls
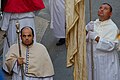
[3,0,45,13]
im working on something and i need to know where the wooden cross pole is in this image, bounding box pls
[89,0,94,80]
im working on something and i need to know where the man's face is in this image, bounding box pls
[98,4,112,21]
[21,28,34,46]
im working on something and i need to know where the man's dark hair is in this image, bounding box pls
[21,26,34,37]
[102,3,112,12]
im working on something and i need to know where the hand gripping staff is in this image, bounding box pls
[16,21,24,80]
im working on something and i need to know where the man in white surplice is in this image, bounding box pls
[4,27,54,80]
[86,3,119,80]
[49,0,65,46]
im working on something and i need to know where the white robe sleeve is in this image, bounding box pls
[96,38,117,51]
[0,12,12,31]
[12,61,20,74]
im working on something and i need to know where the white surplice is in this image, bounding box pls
[0,12,36,70]
[86,19,119,80]
[49,0,65,38]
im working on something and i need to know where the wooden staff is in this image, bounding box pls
[89,0,94,80]
[16,21,24,80]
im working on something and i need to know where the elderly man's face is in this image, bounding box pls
[98,4,112,21]
[21,28,34,46]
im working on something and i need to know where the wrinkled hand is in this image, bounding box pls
[86,21,94,31]
[88,31,98,40]
[17,57,25,65]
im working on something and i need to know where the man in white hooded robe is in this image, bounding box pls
[4,27,54,80]
[0,0,45,70]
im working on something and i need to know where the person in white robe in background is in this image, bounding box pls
[1,12,36,70]
[49,0,66,46]
[86,3,120,80]
[5,26,54,80]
